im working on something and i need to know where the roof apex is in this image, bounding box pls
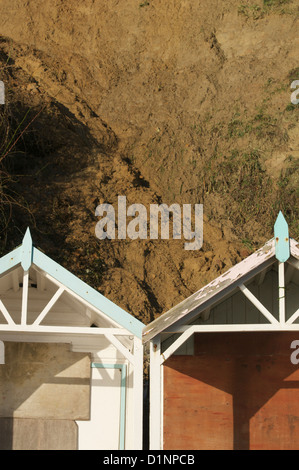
[21,227,33,271]
[274,211,290,263]
[0,228,144,338]
[142,233,299,343]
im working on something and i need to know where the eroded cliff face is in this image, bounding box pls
[0,0,298,323]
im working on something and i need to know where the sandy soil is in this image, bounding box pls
[0,0,298,323]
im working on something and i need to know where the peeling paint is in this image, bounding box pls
[143,238,299,342]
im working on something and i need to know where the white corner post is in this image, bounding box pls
[274,211,289,324]
[133,336,144,450]
[149,336,162,450]
[278,262,285,324]
[21,270,29,326]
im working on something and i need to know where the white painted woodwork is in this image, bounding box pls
[133,337,143,450]
[77,366,122,450]
[21,270,29,326]
[161,332,194,356]
[41,270,122,329]
[286,308,299,325]
[105,333,134,365]
[161,328,195,363]
[0,263,143,450]
[149,337,162,450]
[161,266,299,355]
[33,286,65,326]
[0,299,15,325]
[279,262,286,324]
[238,283,279,324]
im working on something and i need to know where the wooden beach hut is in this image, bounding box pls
[0,228,144,450]
[144,212,299,450]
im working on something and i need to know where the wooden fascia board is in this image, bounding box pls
[0,235,144,337]
[164,257,276,335]
[32,247,144,338]
[33,248,144,338]
[142,238,276,343]
[0,245,22,278]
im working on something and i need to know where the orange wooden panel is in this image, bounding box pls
[163,332,299,450]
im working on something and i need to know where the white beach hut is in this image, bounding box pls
[0,228,144,450]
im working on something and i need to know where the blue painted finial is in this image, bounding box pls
[21,227,33,271]
[274,212,290,263]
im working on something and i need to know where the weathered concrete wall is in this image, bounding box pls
[0,417,78,450]
[0,342,91,419]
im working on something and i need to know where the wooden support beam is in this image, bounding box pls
[278,262,285,324]
[104,333,135,365]
[149,337,162,450]
[33,286,65,326]
[161,328,195,364]
[286,308,299,325]
[238,283,279,324]
[0,299,15,325]
[201,307,211,321]
[164,323,299,334]
[21,270,29,326]
[42,272,126,331]
[144,256,276,343]
[0,324,133,336]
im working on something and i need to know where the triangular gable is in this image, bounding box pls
[143,234,299,343]
[0,228,144,338]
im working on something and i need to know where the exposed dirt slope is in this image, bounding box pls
[0,0,298,324]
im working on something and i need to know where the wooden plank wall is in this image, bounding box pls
[164,332,299,450]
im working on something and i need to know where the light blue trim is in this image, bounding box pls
[274,211,290,263]
[0,245,22,276]
[32,247,144,338]
[21,228,33,271]
[0,227,144,337]
[91,363,127,450]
